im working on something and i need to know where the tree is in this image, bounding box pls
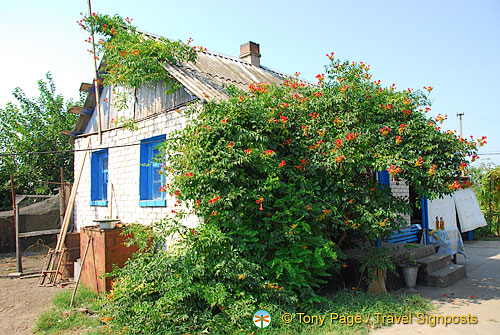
[0,73,81,209]
[105,57,481,334]
[92,13,482,333]
[160,58,479,298]
[470,163,500,237]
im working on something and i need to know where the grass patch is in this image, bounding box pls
[33,286,103,335]
[264,290,434,335]
[34,287,433,335]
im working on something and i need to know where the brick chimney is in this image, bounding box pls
[239,41,261,67]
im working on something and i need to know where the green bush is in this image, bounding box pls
[100,56,477,334]
[100,222,297,334]
[159,57,476,301]
[86,15,478,331]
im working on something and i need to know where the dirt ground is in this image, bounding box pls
[0,251,65,335]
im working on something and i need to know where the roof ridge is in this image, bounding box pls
[134,27,312,84]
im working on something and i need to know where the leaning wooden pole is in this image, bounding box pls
[70,236,92,308]
[10,174,22,273]
[60,167,67,217]
[55,138,91,251]
[88,0,103,144]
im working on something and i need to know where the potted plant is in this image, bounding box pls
[399,255,420,291]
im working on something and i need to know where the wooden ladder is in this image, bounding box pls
[39,249,67,287]
[39,138,91,287]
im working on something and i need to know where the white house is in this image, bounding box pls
[69,41,291,230]
[68,37,448,233]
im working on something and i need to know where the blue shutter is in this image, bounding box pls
[90,152,98,201]
[140,142,150,200]
[102,153,108,201]
[140,135,166,201]
[378,170,390,187]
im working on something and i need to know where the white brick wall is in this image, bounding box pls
[389,178,411,225]
[73,106,201,230]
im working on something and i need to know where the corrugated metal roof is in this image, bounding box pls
[162,49,288,101]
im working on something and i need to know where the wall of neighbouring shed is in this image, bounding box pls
[0,196,61,253]
[0,211,15,253]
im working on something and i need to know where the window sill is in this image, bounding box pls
[90,200,108,207]
[139,200,166,207]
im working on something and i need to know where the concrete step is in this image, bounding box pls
[416,254,452,276]
[378,242,436,260]
[418,264,466,287]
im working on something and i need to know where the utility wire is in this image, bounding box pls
[1,140,499,157]
[0,138,169,157]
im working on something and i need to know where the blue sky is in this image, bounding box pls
[1,0,499,164]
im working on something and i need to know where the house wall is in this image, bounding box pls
[389,178,411,225]
[73,105,201,230]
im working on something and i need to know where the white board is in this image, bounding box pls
[428,195,457,230]
[453,188,487,232]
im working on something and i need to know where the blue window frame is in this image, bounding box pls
[139,135,166,207]
[90,149,108,206]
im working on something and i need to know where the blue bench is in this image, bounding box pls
[386,225,421,243]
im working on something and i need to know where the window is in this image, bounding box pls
[139,135,166,207]
[90,149,108,206]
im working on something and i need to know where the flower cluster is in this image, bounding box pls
[208,196,220,205]
[346,132,359,141]
[249,82,269,93]
[379,126,391,136]
[428,164,437,176]
[398,123,406,135]
[339,85,349,92]
[477,136,487,146]
[435,114,447,124]
[448,181,462,191]
[388,165,402,178]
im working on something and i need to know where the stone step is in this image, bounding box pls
[418,264,466,287]
[416,254,452,276]
[378,242,436,260]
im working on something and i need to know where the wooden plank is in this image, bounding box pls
[70,237,92,307]
[55,137,91,251]
[11,175,22,273]
[147,82,154,117]
[387,236,419,243]
[159,80,167,112]
[19,228,61,238]
[68,106,93,115]
[155,81,162,114]
[135,84,145,120]
[68,106,84,114]
[79,83,92,92]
